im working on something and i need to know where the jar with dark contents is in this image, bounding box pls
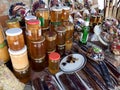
[28,36,46,71]
[6,19,20,29]
[6,28,25,51]
[48,52,60,74]
[26,19,41,41]
[45,31,57,53]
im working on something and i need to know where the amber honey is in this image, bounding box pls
[8,46,30,83]
[45,31,57,53]
[50,7,62,22]
[6,19,20,28]
[62,6,70,21]
[0,25,5,44]
[36,8,49,30]
[6,28,25,51]
[48,52,60,74]
[26,19,41,41]
[55,26,66,45]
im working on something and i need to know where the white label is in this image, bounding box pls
[85,21,89,26]
[39,29,41,36]
[14,41,19,45]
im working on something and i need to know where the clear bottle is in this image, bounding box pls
[80,17,90,44]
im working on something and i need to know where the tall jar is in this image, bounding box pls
[48,52,60,74]
[62,6,70,21]
[26,19,41,41]
[6,19,20,29]
[0,41,10,63]
[28,36,46,71]
[6,28,25,51]
[8,45,30,83]
[45,31,57,53]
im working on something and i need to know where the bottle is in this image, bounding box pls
[80,17,90,44]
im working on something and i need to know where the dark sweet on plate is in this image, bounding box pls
[62,55,78,66]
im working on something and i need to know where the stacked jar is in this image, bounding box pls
[6,28,30,83]
[25,19,47,72]
[0,24,10,64]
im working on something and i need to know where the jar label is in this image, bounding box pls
[14,41,19,45]
[39,17,44,27]
[39,29,41,36]
[57,44,65,50]
[34,55,45,63]
[28,30,32,36]
[0,41,6,48]
[51,22,61,26]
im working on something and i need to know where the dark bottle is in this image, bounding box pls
[80,17,90,44]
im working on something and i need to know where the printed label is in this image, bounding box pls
[39,17,45,27]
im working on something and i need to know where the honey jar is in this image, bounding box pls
[28,36,46,71]
[62,6,70,21]
[6,28,25,51]
[45,31,57,53]
[55,26,66,45]
[0,41,10,63]
[48,52,60,74]
[6,19,20,29]
[8,45,30,83]
[26,19,41,41]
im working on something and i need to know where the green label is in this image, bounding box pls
[39,17,44,27]
[51,22,61,26]
[0,41,6,48]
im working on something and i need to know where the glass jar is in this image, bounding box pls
[6,28,25,51]
[35,8,49,30]
[26,19,41,41]
[28,36,46,71]
[6,19,20,29]
[25,15,37,23]
[45,31,57,53]
[65,38,73,51]
[0,41,10,63]
[0,25,5,44]
[62,21,74,40]
[62,6,70,21]
[55,26,66,45]
[8,45,30,83]
[48,52,60,74]
[50,7,62,23]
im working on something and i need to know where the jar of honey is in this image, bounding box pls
[26,19,41,41]
[62,6,70,21]
[55,26,66,45]
[28,36,46,71]
[6,19,20,29]
[48,52,60,74]
[0,25,5,44]
[8,45,30,83]
[0,41,10,63]
[25,15,37,23]
[6,28,25,51]
[45,31,57,53]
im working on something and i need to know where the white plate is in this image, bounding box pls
[60,54,86,73]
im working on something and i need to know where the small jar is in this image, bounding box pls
[62,22,74,40]
[48,52,60,74]
[26,19,41,41]
[62,6,70,21]
[45,31,57,53]
[0,25,5,44]
[35,8,50,30]
[6,28,25,51]
[0,41,10,63]
[50,7,62,23]
[8,45,30,83]
[55,26,66,45]
[6,19,20,29]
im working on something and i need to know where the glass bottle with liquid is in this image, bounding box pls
[80,17,90,44]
